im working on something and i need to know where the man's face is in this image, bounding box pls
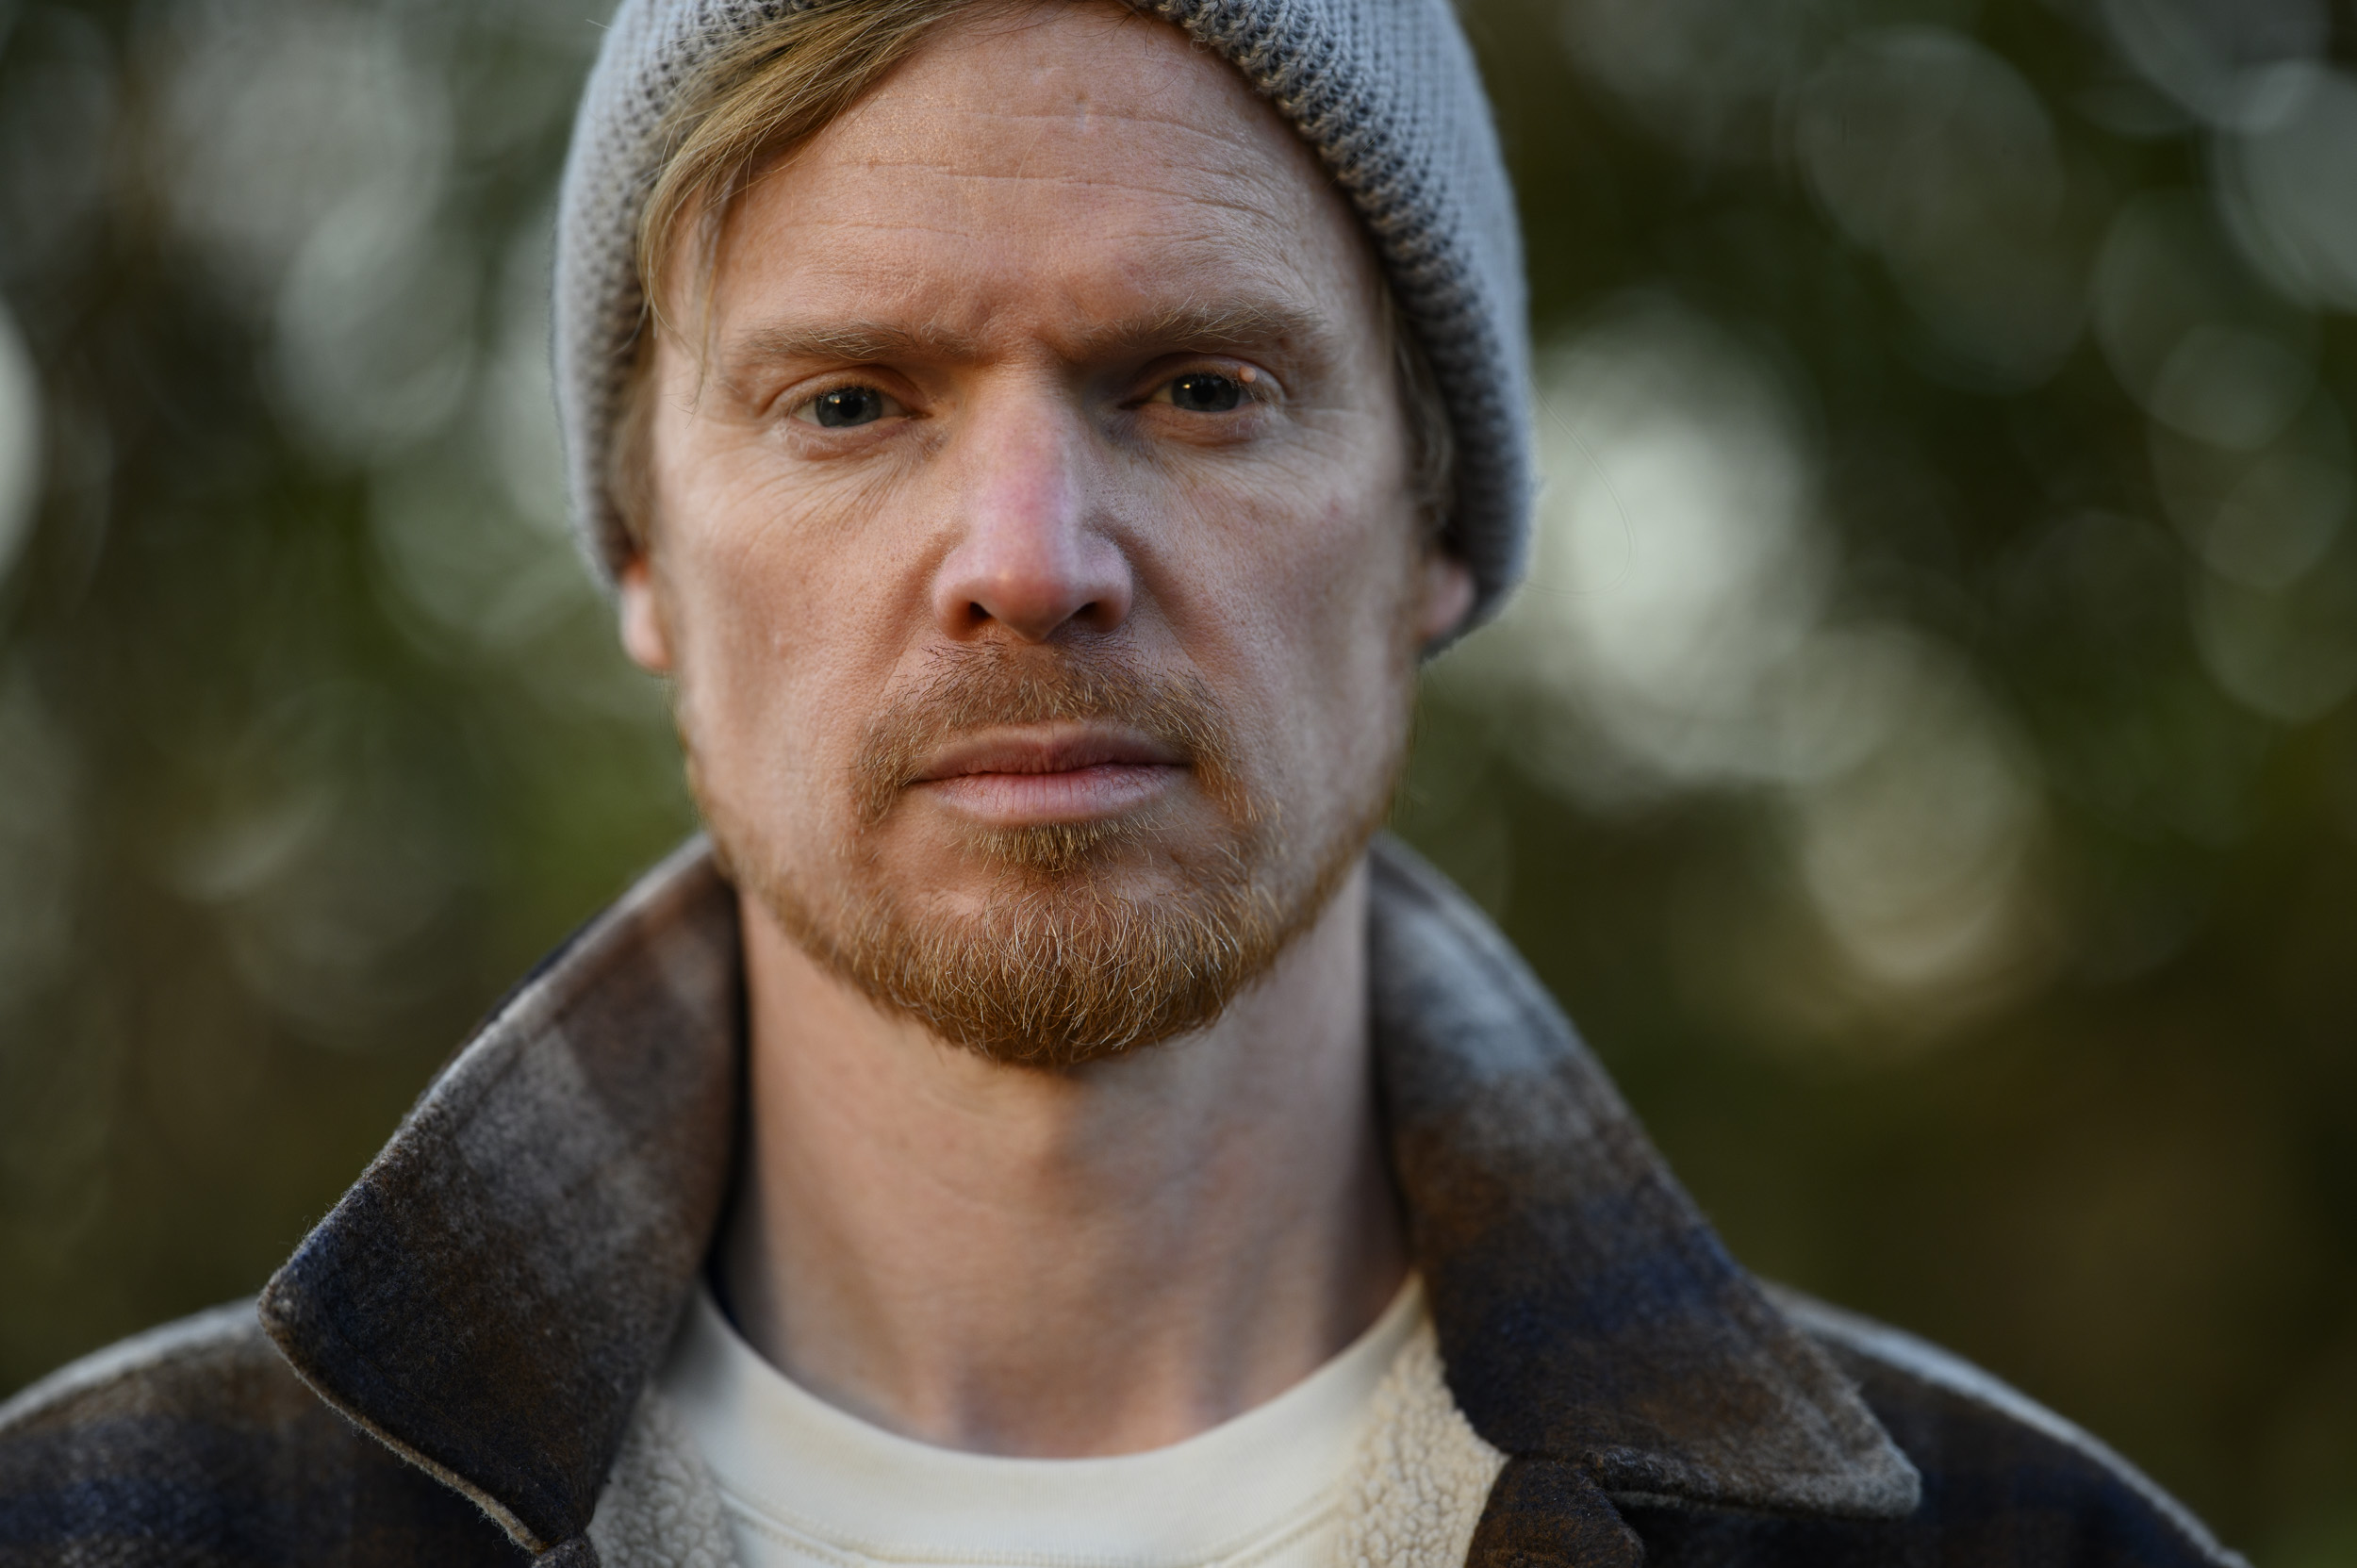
[623,0,1474,1063]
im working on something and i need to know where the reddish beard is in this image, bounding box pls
[691,641,1394,1067]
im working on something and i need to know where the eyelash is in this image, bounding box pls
[1138,364,1275,416]
[788,382,905,428]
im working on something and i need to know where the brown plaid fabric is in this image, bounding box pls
[0,837,2243,1567]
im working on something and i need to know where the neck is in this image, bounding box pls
[718,858,1407,1458]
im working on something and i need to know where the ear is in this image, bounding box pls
[1412,549,1477,647]
[618,554,673,673]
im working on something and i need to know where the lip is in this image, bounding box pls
[911,724,1186,825]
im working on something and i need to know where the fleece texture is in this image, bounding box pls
[589,1392,736,1568]
[0,838,2246,1568]
[576,1316,1506,1568]
[1333,1322,1508,1568]
[551,0,1532,627]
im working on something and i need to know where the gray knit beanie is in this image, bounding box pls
[553,0,1532,628]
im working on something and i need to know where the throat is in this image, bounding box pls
[717,860,1406,1457]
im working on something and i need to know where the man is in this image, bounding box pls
[0,0,2243,1562]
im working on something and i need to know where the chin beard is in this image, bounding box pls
[692,642,1399,1067]
[750,834,1294,1066]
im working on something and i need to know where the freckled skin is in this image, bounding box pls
[613,1,1477,1458]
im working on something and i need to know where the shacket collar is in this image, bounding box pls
[1365,840,1919,1534]
[259,835,1917,1560]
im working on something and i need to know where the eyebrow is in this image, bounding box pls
[727,321,980,367]
[719,299,1337,374]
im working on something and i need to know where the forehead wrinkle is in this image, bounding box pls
[840,97,1300,174]
[773,162,1332,264]
[832,78,1311,193]
[837,158,1281,201]
[865,99,1284,153]
[800,169,1318,257]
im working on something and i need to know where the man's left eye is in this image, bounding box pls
[1162,372,1245,413]
[793,385,902,427]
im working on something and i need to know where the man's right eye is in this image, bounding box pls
[794,385,902,428]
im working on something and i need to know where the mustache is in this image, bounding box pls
[849,643,1250,832]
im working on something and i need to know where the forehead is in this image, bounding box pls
[704,2,1377,343]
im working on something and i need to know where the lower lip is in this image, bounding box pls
[915,763,1182,825]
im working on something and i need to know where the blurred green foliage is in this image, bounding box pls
[1,0,2353,1559]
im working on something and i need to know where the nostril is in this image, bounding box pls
[932,532,1132,642]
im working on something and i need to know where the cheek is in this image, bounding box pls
[652,447,919,835]
[1165,439,1418,800]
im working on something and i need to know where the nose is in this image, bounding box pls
[931,400,1133,643]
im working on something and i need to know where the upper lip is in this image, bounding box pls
[913,724,1185,783]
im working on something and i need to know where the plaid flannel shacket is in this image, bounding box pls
[0,837,2244,1567]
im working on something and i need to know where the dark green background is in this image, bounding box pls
[0,0,2350,1560]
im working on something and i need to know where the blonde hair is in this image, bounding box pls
[608,0,1453,550]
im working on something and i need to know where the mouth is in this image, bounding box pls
[909,724,1188,826]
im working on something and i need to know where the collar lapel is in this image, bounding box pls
[259,838,743,1555]
[1367,836,1920,1520]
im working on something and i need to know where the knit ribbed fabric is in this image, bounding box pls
[552,0,1532,627]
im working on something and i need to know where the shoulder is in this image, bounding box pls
[1619,1290,2248,1568]
[0,1301,520,1565]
